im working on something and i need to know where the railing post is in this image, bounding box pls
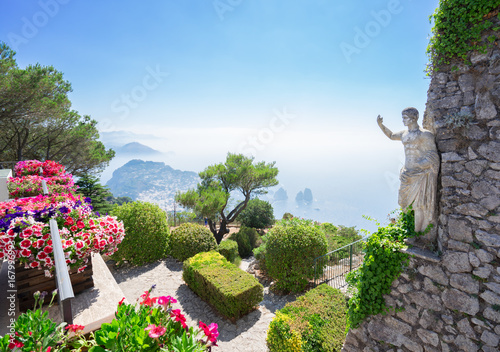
[349,243,353,272]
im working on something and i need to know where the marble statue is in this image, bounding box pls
[377,107,439,233]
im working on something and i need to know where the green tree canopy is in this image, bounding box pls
[176,153,278,244]
[0,42,114,175]
[75,174,114,215]
[236,198,274,229]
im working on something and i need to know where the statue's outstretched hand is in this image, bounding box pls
[377,115,383,125]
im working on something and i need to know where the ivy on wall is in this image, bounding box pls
[345,208,425,330]
[427,0,500,72]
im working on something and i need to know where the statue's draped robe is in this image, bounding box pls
[398,149,440,219]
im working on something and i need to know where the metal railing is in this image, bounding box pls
[313,237,368,288]
[40,169,74,323]
[0,161,17,170]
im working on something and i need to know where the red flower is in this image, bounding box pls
[30,261,39,268]
[20,248,31,257]
[43,245,53,254]
[118,297,125,306]
[65,324,85,333]
[37,251,48,260]
[76,220,85,229]
[171,309,187,329]
[20,239,31,248]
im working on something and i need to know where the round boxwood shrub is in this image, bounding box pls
[170,223,218,262]
[218,239,239,263]
[236,198,274,229]
[230,226,260,258]
[267,284,347,352]
[111,201,169,266]
[266,218,327,293]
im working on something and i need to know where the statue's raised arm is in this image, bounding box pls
[377,115,403,141]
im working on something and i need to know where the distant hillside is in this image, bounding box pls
[117,142,162,155]
[106,160,200,209]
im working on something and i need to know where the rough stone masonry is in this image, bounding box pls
[342,14,500,352]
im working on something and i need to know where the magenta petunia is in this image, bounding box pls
[144,324,166,339]
[158,295,177,306]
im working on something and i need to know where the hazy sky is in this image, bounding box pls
[0,0,440,228]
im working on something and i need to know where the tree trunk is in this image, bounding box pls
[214,220,230,245]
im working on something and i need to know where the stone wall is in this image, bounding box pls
[342,17,500,352]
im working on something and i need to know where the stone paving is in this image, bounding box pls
[110,257,299,352]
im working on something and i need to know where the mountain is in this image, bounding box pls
[117,142,162,155]
[105,160,200,210]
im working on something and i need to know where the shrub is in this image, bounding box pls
[218,239,239,263]
[321,222,337,234]
[266,218,328,292]
[229,226,260,258]
[252,233,268,271]
[183,251,263,320]
[170,223,217,262]
[111,201,169,266]
[236,198,274,229]
[282,212,294,220]
[267,284,347,352]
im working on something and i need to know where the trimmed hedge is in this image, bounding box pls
[266,218,327,292]
[111,201,169,266]
[218,239,239,263]
[183,251,263,320]
[267,284,347,352]
[170,223,218,262]
[229,226,260,258]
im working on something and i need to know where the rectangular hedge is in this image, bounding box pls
[183,251,263,320]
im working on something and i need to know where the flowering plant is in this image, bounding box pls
[0,290,64,352]
[0,193,124,275]
[8,175,76,198]
[85,286,218,351]
[0,288,219,352]
[9,160,75,199]
[14,160,67,178]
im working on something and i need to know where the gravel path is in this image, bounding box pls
[110,257,298,352]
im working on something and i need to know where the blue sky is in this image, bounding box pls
[0,0,440,228]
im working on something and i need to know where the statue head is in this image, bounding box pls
[402,107,419,126]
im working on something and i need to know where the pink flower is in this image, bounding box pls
[199,321,219,344]
[158,295,177,306]
[144,324,166,339]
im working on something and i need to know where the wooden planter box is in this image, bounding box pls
[15,259,94,312]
